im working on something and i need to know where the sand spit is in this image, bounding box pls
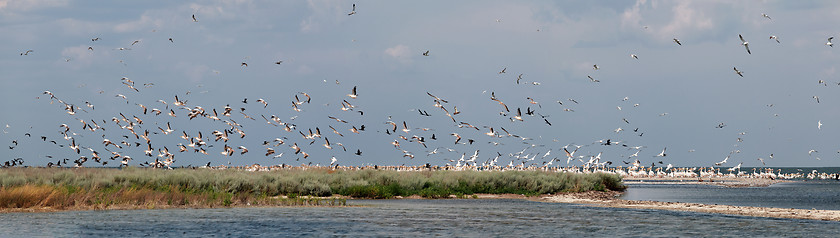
[621,177,791,187]
[542,191,840,221]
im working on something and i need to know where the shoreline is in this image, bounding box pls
[540,191,840,221]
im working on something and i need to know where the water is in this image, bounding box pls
[622,180,840,210]
[0,197,838,237]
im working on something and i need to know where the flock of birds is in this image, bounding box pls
[4,6,840,180]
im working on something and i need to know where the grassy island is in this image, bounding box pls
[0,168,625,212]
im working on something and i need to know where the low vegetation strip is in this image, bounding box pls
[0,168,624,211]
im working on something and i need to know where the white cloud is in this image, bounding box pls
[0,0,68,11]
[384,44,412,63]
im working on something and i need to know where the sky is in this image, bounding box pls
[2,0,840,168]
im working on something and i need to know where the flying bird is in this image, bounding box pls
[769,35,780,43]
[673,38,682,46]
[422,50,429,56]
[192,14,197,22]
[739,34,751,54]
[347,4,356,15]
[733,67,744,77]
[827,37,834,47]
[761,13,771,20]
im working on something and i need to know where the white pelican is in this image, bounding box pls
[733,67,744,77]
[739,34,751,54]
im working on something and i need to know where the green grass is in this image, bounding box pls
[0,168,624,210]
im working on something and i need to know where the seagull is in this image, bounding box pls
[827,37,834,47]
[739,34,751,54]
[673,38,682,46]
[733,67,744,77]
[769,35,780,43]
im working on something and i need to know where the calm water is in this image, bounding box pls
[622,180,840,210]
[0,197,838,237]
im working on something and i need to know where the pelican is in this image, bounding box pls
[499,67,506,74]
[761,13,771,20]
[192,14,197,22]
[422,50,429,56]
[769,35,780,43]
[655,147,667,157]
[630,54,638,59]
[347,3,356,15]
[347,86,358,99]
[715,155,729,166]
[818,120,823,130]
[673,38,682,45]
[827,37,834,47]
[733,67,744,77]
[739,34,751,54]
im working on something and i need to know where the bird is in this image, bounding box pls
[655,147,667,157]
[347,4,356,15]
[499,67,506,74]
[192,14,197,22]
[20,50,34,55]
[827,37,834,47]
[769,35,780,43]
[739,34,751,54]
[422,50,429,56]
[673,38,682,45]
[761,13,771,20]
[818,120,823,130]
[347,86,358,99]
[733,67,744,77]
[715,155,729,166]
[813,96,820,103]
[630,54,638,59]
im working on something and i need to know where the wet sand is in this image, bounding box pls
[540,177,840,221]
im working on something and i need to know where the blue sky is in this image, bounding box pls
[2,0,840,168]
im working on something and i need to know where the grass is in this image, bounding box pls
[0,168,624,211]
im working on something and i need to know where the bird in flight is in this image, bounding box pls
[192,14,197,22]
[733,67,744,77]
[673,38,682,46]
[827,37,834,47]
[630,54,638,59]
[348,4,356,16]
[769,35,780,44]
[422,50,429,56]
[761,13,771,20]
[739,34,751,54]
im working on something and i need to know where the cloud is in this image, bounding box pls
[384,44,413,63]
[0,0,68,11]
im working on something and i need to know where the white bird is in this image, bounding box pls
[769,35,780,43]
[827,37,834,47]
[655,147,667,157]
[739,34,751,54]
[673,38,682,46]
[715,155,729,166]
[761,13,771,20]
[818,120,823,130]
[630,54,638,59]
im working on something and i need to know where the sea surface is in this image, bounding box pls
[1,181,840,237]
